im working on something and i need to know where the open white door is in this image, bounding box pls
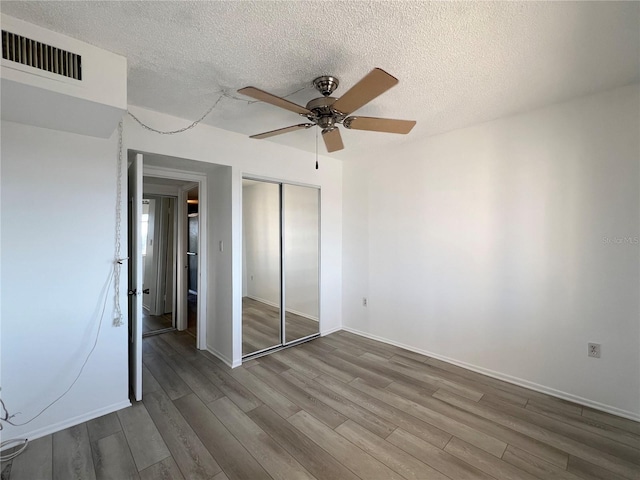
[127,153,143,401]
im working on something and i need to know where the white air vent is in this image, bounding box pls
[1,14,126,138]
[2,30,82,81]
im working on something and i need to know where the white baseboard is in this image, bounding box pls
[321,325,342,337]
[206,344,240,368]
[341,326,640,423]
[0,399,132,449]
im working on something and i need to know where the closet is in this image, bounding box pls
[242,178,320,358]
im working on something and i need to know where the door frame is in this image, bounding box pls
[143,164,208,350]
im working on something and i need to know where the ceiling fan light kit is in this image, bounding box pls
[238,68,416,153]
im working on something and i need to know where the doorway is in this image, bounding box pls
[128,153,211,400]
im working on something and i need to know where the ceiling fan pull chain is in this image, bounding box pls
[315,127,319,170]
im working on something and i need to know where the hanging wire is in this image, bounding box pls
[113,120,125,326]
[127,84,310,136]
[127,93,224,135]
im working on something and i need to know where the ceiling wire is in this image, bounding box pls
[127,85,311,136]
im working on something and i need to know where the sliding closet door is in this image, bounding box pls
[283,184,320,343]
[242,179,281,356]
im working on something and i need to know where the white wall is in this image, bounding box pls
[1,121,130,441]
[343,84,640,419]
[124,107,343,366]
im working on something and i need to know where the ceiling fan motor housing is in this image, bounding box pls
[312,75,339,96]
[305,96,344,129]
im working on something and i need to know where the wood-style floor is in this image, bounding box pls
[142,310,173,334]
[243,297,319,356]
[2,330,639,480]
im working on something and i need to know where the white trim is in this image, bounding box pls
[142,183,180,197]
[206,344,240,368]
[0,400,131,449]
[144,165,208,352]
[320,325,342,337]
[342,326,640,422]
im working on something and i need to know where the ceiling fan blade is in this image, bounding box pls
[343,116,416,134]
[250,123,314,139]
[331,68,399,115]
[322,127,344,153]
[238,87,311,115]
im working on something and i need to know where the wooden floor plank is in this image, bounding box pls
[444,437,539,480]
[143,391,222,480]
[191,357,263,412]
[426,357,537,403]
[281,346,356,383]
[91,432,139,480]
[52,424,96,480]
[86,412,122,443]
[143,352,192,400]
[581,408,640,436]
[351,377,507,457]
[502,445,584,480]
[526,402,640,449]
[288,410,406,480]
[477,392,640,465]
[230,366,301,419]
[389,384,568,468]
[138,457,185,480]
[208,397,315,480]
[9,436,52,480]
[158,333,200,362]
[248,364,348,428]
[142,364,162,395]
[567,455,630,480]
[372,353,486,401]
[434,389,640,479]
[335,419,450,480]
[318,350,394,388]
[174,394,271,480]
[164,353,225,404]
[315,373,452,449]
[387,428,495,480]
[117,401,171,472]
[283,368,397,438]
[249,404,361,480]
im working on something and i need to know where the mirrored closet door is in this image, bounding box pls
[242,178,320,358]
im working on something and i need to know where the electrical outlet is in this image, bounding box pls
[588,343,601,358]
[362,297,368,307]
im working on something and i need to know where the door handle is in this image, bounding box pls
[143,289,150,294]
[128,289,137,296]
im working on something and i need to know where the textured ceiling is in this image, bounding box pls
[2,1,639,159]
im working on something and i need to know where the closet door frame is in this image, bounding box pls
[242,176,321,360]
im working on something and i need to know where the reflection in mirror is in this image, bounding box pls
[242,179,281,355]
[141,196,176,336]
[284,184,320,343]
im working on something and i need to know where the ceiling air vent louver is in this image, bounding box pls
[2,29,82,81]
